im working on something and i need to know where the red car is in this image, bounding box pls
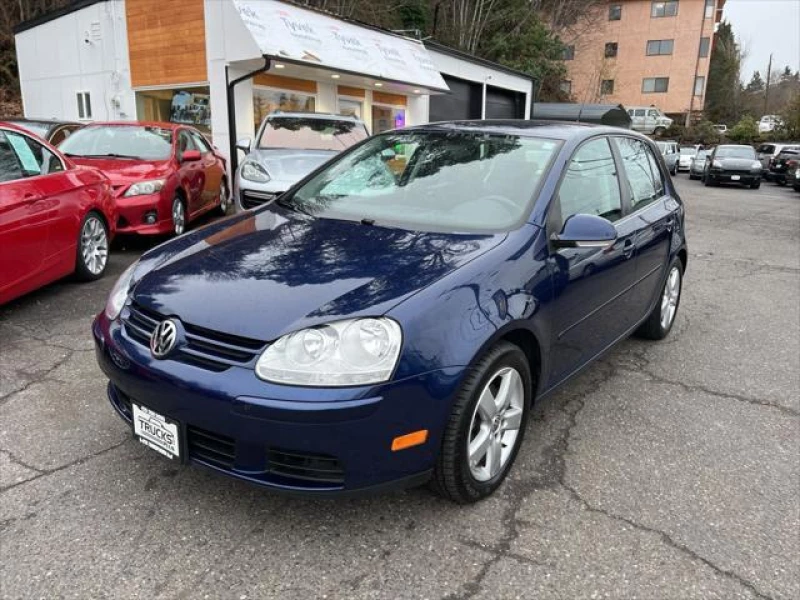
[58,122,228,237]
[0,122,116,305]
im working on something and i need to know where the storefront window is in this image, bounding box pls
[372,106,405,134]
[135,87,211,132]
[253,88,315,131]
[338,98,363,119]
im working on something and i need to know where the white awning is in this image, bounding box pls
[233,0,449,92]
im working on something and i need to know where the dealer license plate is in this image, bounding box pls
[132,403,180,459]
[731,175,740,181]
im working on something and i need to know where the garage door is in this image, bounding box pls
[429,76,481,122]
[485,86,523,119]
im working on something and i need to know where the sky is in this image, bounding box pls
[724,0,800,82]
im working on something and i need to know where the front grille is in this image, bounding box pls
[122,302,266,372]
[187,425,236,469]
[241,190,277,209]
[267,448,345,485]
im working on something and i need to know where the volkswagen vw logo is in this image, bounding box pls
[150,319,179,359]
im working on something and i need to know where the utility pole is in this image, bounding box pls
[764,53,773,114]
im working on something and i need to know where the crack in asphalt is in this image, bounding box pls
[1,448,46,475]
[0,438,130,495]
[444,349,780,600]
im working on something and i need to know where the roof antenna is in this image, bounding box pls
[577,101,585,124]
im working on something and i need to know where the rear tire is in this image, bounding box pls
[431,342,532,504]
[75,212,109,281]
[635,259,683,341]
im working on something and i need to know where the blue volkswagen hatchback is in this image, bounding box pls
[94,121,686,503]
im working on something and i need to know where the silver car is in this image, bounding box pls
[656,140,679,175]
[689,149,710,180]
[234,112,370,210]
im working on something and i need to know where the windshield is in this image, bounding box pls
[716,146,756,159]
[287,130,561,233]
[258,117,369,151]
[59,125,173,160]
[656,142,668,153]
[696,150,709,160]
[680,147,696,155]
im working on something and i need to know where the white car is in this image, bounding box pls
[759,115,783,134]
[678,146,697,171]
[626,106,673,136]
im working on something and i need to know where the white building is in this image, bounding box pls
[14,0,536,173]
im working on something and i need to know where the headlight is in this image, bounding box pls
[255,318,402,387]
[751,161,762,170]
[105,261,139,320]
[712,160,723,168]
[124,179,165,197]
[241,161,270,183]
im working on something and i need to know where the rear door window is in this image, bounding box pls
[614,137,663,211]
[3,130,63,177]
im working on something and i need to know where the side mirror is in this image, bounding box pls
[236,137,252,154]
[181,149,201,162]
[551,214,617,248]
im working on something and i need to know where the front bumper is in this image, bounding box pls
[706,171,760,184]
[93,312,460,495]
[114,192,174,235]
[234,174,288,211]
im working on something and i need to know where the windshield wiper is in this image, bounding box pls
[275,196,314,217]
[76,153,142,160]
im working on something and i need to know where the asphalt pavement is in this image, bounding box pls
[1,177,798,600]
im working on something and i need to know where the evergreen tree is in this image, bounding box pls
[704,21,742,124]
[745,71,765,93]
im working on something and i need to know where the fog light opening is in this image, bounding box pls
[143,211,158,225]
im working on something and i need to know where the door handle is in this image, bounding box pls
[622,239,635,259]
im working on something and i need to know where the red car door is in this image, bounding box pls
[189,129,223,209]
[0,129,55,293]
[176,129,204,217]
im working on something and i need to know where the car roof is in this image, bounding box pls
[402,120,643,142]
[0,117,80,127]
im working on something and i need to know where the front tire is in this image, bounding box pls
[75,212,109,281]
[635,259,683,340]
[751,180,761,189]
[431,342,531,504]
[172,196,186,236]
[217,180,230,215]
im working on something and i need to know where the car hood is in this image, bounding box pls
[131,208,504,341]
[716,157,757,170]
[246,148,338,187]
[69,157,171,184]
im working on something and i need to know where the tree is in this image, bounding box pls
[745,71,764,93]
[704,21,742,125]
[727,115,758,143]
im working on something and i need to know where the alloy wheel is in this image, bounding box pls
[219,182,229,213]
[467,366,525,482]
[172,199,186,235]
[660,265,681,330]
[80,215,108,275]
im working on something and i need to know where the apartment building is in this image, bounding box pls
[560,0,726,120]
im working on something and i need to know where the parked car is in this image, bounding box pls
[689,149,710,180]
[678,146,697,172]
[790,162,800,192]
[0,117,82,145]
[0,122,115,305]
[758,114,783,134]
[94,121,687,502]
[626,106,673,136]
[757,143,800,178]
[713,124,728,134]
[234,112,369,210]
[703,144,762,188]
[767,147,800,185]
[656,140,679,175]
[58,122,228,237]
